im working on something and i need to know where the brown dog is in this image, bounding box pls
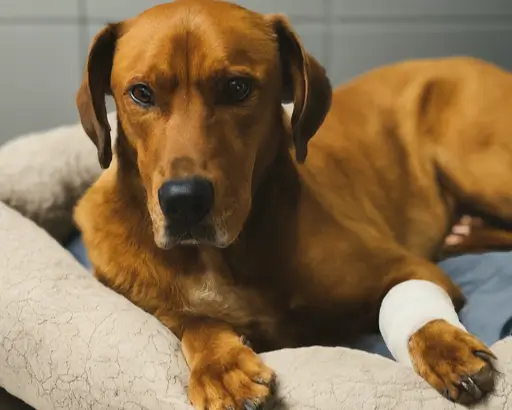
[74,0,511,408]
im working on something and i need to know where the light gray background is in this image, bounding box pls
[1,0,512,143]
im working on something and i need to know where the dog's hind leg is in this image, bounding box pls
[442,216,512,257]
[415,76,512,228]
[435,148,512,229]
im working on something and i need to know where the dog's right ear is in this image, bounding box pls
[76,24,119,169]
[267,15,332,164]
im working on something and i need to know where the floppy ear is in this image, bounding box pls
[268,15,332,163]
[76,24,119,169]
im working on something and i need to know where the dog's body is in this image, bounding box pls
[74,1,511,408]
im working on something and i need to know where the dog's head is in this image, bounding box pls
[77,0,331,249]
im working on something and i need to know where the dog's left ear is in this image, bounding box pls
[268,15,332,163]
[76,23,119,169]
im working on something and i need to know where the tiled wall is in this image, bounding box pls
[1,0,512,143]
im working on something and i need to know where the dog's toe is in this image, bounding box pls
[243,399,266,410]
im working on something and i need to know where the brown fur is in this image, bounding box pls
[75,0,512,408]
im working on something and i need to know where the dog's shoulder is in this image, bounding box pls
[74,165,122,237]
[73,165,155,293]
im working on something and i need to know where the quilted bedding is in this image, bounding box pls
[0,116,511,409]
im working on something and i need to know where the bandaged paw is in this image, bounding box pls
[379,280,467,366]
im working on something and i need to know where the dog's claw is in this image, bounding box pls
[470,363,496,393]
[459,376,483,402]
[240,335,252,348]
[243,400,263,410]
[474,349,497,362]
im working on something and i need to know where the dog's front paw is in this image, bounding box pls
[188,344,276,410]
[409,319,496,405]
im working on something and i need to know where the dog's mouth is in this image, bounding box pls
[172,230,207,246]
[156,222,221,249]
[150,201,241,250]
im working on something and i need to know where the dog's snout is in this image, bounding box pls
[158,178,214,226]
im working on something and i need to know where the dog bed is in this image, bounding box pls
[1,116,512,409]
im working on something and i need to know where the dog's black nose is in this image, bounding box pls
[158,178,214,227]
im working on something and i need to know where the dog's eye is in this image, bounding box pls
[225,77,252,103]
[129,83,155,107]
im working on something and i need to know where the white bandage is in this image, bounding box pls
[379,280,467,367]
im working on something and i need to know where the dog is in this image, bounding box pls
[74,0,512,408]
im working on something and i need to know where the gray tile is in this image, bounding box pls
[235,0,325,17]
[333,0,512,18]
[0,0,79,18]
[85,0,325,21]
[329,22,512,86]
[84,0,169,21]
[0,24,82,143]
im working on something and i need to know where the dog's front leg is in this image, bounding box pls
[379,260,497,405]
[180,319,276,410]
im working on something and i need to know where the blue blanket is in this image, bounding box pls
[66,235,512,358]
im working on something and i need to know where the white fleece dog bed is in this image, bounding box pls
[0,115,511,409]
